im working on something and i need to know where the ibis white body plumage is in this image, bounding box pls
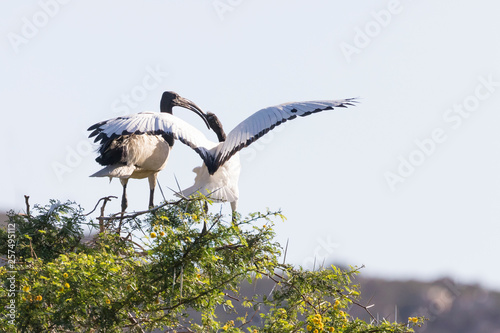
[90,134,171,179]
[182,153,241,211]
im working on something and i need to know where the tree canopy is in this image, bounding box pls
[0,197,423,332]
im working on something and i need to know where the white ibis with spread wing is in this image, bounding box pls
[180,98,357,212]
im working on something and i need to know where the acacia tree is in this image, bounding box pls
[0,197,423,332]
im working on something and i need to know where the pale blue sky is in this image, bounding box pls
[1,1,500,290]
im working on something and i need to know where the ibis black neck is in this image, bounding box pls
[207,112,226,142]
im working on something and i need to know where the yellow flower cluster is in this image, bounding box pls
[222,320,234,330]
[150,225,166,238]
[308,313,324,332]
[21,295,43,302]
[21,286,43,302]
[408,317,419,323]
[337,310,348,322]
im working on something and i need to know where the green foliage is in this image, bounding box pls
[0,200,85,262]
[0,197,424,332]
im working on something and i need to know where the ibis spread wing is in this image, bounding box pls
[88,112,217,165]
[206,98,357,173]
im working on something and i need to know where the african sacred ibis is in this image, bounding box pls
[179,99,357,212]
[89,96,357,213]
[88,91,210,212]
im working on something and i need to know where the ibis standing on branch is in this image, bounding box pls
[88,91,211,212]
[89,92,357,213]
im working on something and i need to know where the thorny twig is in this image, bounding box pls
[127,312,145,333]
[98,197,200,221]
[237,307,260,330]
[28,237,37,260]
[225,293,240,302]
[85,196,118,217]
[164,327,195,333]
[96,196,117,233]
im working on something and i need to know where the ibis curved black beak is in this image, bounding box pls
[161,91,210,129]
[176,96,210,129]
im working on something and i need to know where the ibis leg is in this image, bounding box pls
[230,200,238,223]
[149,189,154,209]
[120,178,129,213]
[148,173,158,209]
[198,201,208,235]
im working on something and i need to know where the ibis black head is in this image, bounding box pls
[160,91,210,129]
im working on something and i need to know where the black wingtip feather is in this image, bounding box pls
[89,128,102,138]
[96,132,107,142]
[87,123,100,131]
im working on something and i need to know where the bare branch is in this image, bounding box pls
[127,312,145,333]
[84,196,118,217]
[96,196,116,233]
[99,197,199,221]
[237,307,260,329]
[225,293,240,302]
[24,195,30,216]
